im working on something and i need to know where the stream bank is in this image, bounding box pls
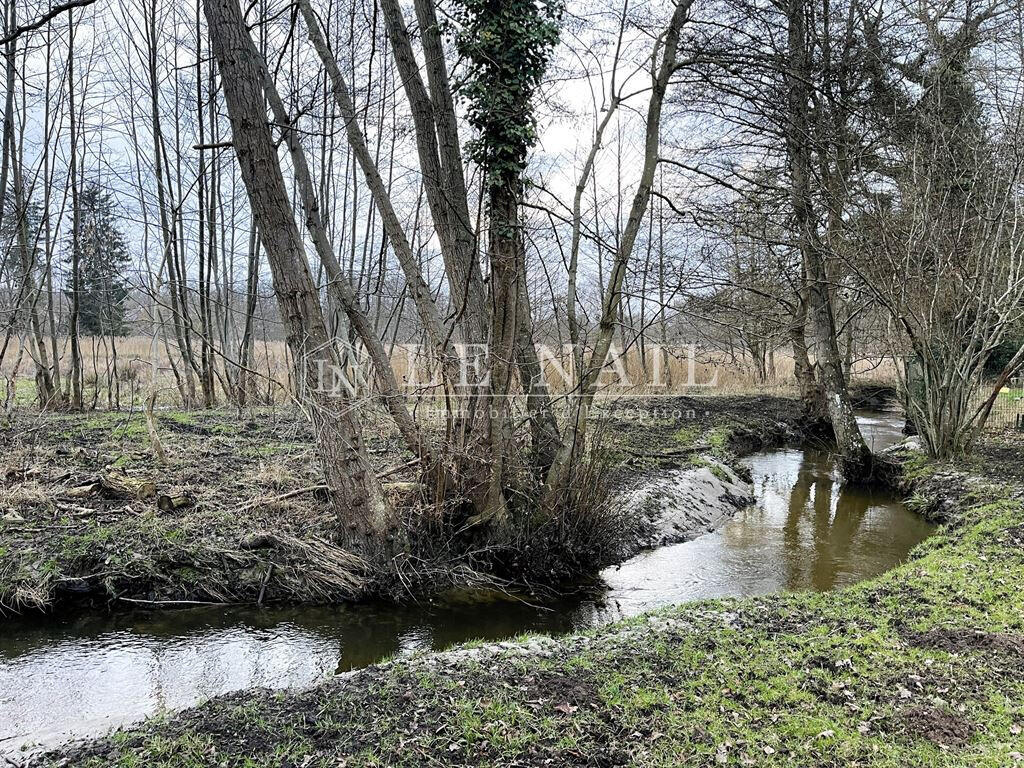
[0,395,807,615]
[2,408,936,758]
[31,435,1024,768]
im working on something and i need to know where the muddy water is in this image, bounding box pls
[0,413,933,756]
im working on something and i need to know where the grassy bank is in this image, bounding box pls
[0,408,377,612]
[32,433,1024,767]
[0,395,803,614]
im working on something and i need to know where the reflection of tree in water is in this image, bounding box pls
[823,483,870,589]
[782,450,869,591]
[782,455,813,587]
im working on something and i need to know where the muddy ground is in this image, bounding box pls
[0,394,808,615]
[31,434,1024,768]
[1,407,376,612]
[969,430,1024,483]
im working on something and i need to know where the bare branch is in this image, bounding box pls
[0,0,97,45]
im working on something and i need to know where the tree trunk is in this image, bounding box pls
[298,0,458,396]
[471,182,521,526]
[204,0,389,543]
[412,0,486,341]
[144,0,196,407]
[783,0,871,479]
[379,0,488,345]
[66,8,83,410]
[2,2,58,407]
[789,283,824,419]
[515,233,561,473]
[544,0,692,506]
[261,11,433,465]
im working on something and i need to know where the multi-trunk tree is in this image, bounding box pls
[855,1,1024,458]
[198,0,697,569]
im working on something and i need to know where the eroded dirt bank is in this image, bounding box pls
[0,395,805,614]
[31,434,1024,767]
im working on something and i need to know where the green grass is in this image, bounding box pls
[52,408,243,446]
[70,412,150,444]
[672,424,701,446]
[111,420,149,443]
[688,453,733,482]
[707,425,732,450]
[159,412,197,426]
[11,378,39,407]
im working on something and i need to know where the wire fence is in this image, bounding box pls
[981,377,1024,431]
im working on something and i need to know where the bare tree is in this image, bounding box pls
[204,0,390,543]
[545,0,695,505]
[855,0,1024,457]
[782,0,871,476]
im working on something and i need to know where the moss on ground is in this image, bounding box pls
[672,424,701,446]
[39,447,1024,767]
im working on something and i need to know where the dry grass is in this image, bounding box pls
[1,335,906,414]
[0,334,291,407]
[249,458,300,491]
[378,342,901,399]
[0,480,49,510]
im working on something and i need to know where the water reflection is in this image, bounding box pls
[748,447,933,593]
[0,412,932,756]
[595,446,932,615]
[0,597,592,753]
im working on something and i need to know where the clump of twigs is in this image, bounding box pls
[347,425,624,602]
[481,437,624,588]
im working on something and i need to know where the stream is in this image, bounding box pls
[0,412,934,756]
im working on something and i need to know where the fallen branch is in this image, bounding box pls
[237,484,330,513]
[62,472,156,502]
[257,564,275,605]
[116,597,235,607]
[624,444,710,459]
[376,458,421,479]
[157,491,196,512]
[235,460,422,512]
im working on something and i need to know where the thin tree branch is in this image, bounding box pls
[0,0,97,45]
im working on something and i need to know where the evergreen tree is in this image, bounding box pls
[1,190,44,277]
[66,183,132,336]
